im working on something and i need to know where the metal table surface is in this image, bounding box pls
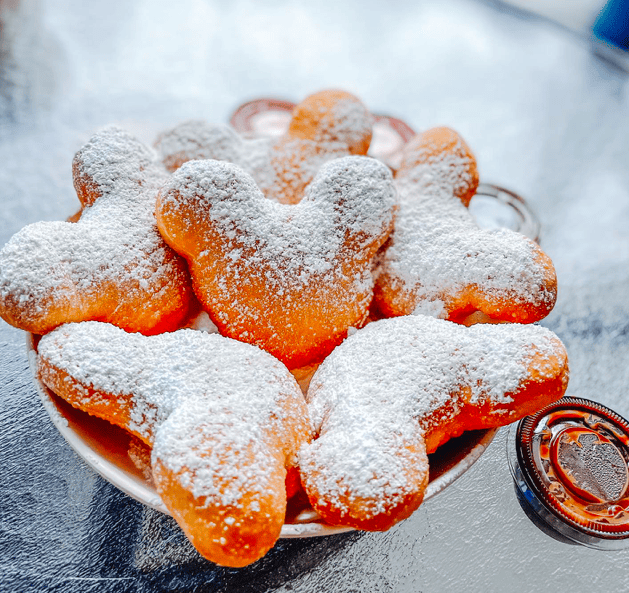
[1,0,628,591]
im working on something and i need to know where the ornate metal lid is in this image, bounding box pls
[509,397,629,549]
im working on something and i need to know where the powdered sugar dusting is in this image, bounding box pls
[261,138,350,205]
[36,321,309,502]
[412,298,447,319]
[160,157,395,278]
[324,98,373,152]
[188,310,219,334]
[0,126,191,334]
[73,125,163,206]
[155,121,348,205]
[155,92,373,205]
[398,134,476,202]
[254,94,373,202]
[287,96,372,154]
[156,155,396,367]
[155,120,273,182]
[376,138,556,319]
[156,122,245,172]
[300,315,565,518]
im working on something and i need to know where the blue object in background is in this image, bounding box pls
[593,0,629,49]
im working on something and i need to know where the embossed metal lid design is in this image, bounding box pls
[509,396,629,549]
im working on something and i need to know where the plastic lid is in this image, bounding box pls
[509,396,629,549]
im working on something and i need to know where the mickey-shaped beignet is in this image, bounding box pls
[155,156,396,369]
[0,127,196,335]
[155,89,373,204]
[36,321,310,567]
[374,127,557,323]
[299,315,569,531]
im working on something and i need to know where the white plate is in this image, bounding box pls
[27,333,497,538]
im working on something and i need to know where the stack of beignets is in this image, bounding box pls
[0,90,571,567]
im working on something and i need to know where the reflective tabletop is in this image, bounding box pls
[1,0,629,591]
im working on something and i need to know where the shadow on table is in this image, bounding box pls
[74,479,363,593]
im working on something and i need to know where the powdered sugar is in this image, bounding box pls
[306,316,561,432]
[160,156,395,278]
[300,315,566,519]
[412,298,447,319]
[155,92,373,205]
[0,126,192,334]
[155,120,274,182]
[36,321,309,502]
[325,98,373,151]
[376,137,556,319]
[388,179,545,300]
[261,138,351,205]
[73,125,164,205]
[156,155,396,367]
[398,135,476,203]
[188,310,219,334]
